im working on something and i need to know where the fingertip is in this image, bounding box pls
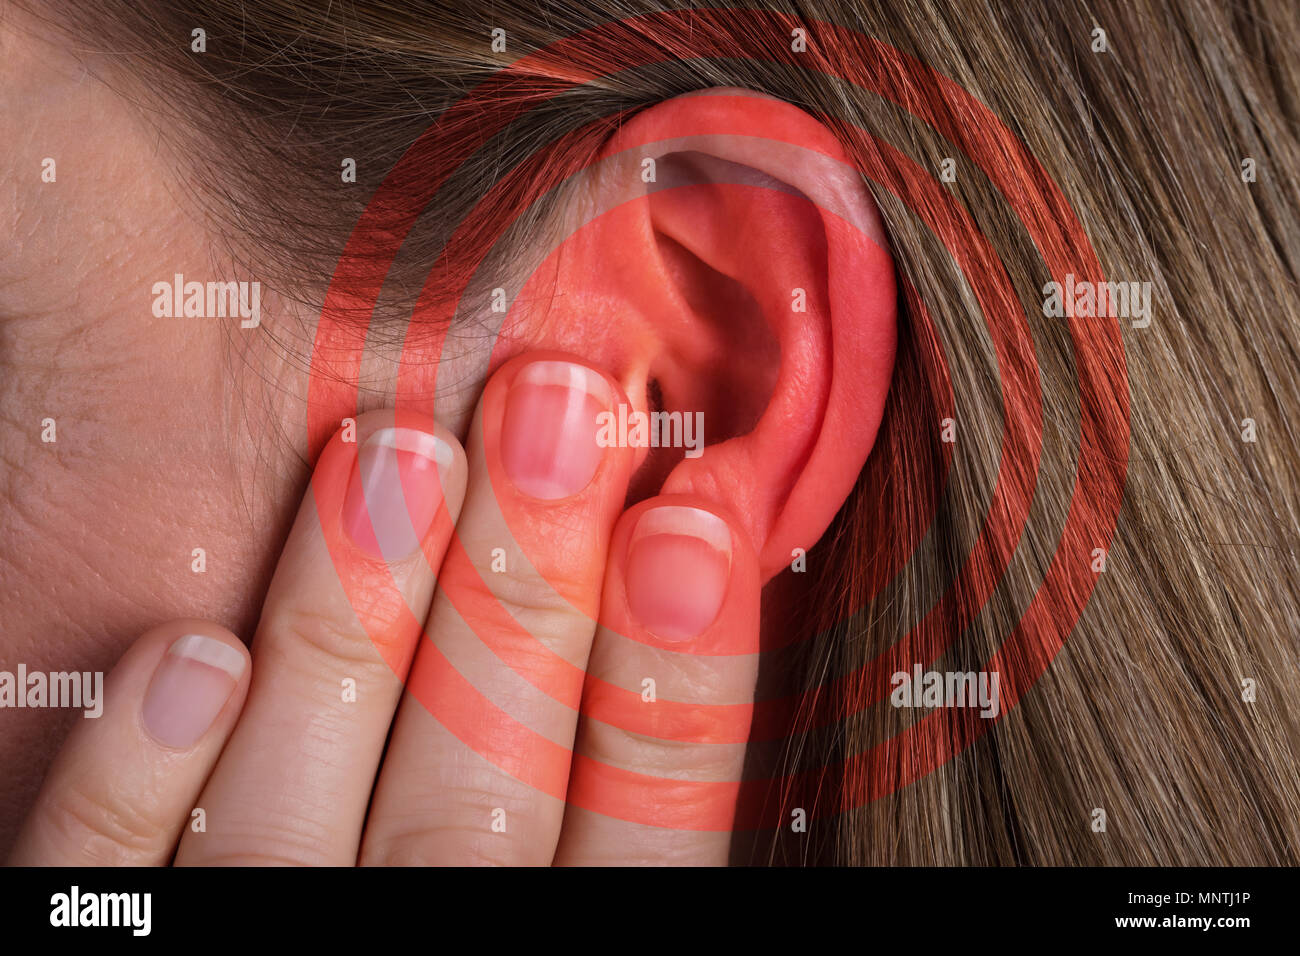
[482,352,637,506]
[606,494,759,656]
[133,621,250,751]
[8,620,251,865]
[327,409,468,564]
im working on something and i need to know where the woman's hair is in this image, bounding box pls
[23,0,1300,864]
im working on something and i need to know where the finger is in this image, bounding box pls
[175,409,466,866]
[9,621,250,865]
[361,354,636,865]
[553,496,759,866]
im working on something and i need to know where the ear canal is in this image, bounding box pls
[622,157,785,509]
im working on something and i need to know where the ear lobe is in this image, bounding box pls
[512,89,896,581]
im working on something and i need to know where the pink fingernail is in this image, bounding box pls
[142,635,246,749]
[500,361,612,500]
[625,506,732,642]
[343,427,453,560]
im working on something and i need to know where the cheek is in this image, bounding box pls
[0,368,302,854]
[0,220,285,642]
[0,397,286,659]
[0,11,312,851]
[0,334,300,853]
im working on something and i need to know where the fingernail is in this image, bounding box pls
[343,427,453,560]
[142,635,246,749]
[625,506,732,642]
[500,361,611,500]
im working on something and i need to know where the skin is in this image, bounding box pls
[0,25,749,861]
[0,9,894,863]
[9,387,762,865]
[0,18,745,863]
[0,10,284,850]
[0,11,485,856]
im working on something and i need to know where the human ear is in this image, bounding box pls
[485,88,897,581]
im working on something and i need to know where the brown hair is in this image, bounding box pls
[24,0,1300,864]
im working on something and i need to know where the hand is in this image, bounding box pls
[8,353,758,866]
